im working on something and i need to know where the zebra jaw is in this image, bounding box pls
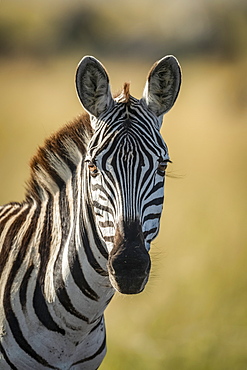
[107,222,151,295]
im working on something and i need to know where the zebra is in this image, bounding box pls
[0,55,181,369]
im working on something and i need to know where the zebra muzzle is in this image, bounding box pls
[107,222,151,295]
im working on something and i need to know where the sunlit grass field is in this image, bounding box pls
[0,56,247,369]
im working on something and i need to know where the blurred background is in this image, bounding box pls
[0,0,247,368]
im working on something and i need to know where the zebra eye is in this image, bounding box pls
[157,161,168,176]
[88,162,99,177]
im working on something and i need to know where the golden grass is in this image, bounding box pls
[0,56,247,369]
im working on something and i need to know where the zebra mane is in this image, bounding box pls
[114,82,131,104]
[26,113,93,201]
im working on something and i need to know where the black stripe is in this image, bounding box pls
[1,205,33,300]
[4,287,57,368]
[86,202,109,260]
[143,197,164,213]
[37,197,53,285]
[144,181,164,200]
[91,183,116,214]
[33,197,65,334]
[72,333,106,366]
[0,206,30,281]
[98,220,114,228]
[59,187,70,242]
[53,188,90,322]
[0,205,22,234]
[0,342,18,370]
[89,316,103,334]
[0,204,19,220]
[80,219,108,277]
[56,285,89,322]
[129,105,159,137]
[33,283,65,335]
[134,128,161,155]
[3,207,57,368]
[19,264,34,310]
[103,236,114,243]
[69,249,99,301]
[144,227,158,239]
[92,201,114,216]
[143,213,161,223]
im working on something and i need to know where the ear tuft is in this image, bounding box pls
[142,55,181,117]
[75,56,113,117]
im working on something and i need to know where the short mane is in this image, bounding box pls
[26,113,92,201]
[114,82,131,104]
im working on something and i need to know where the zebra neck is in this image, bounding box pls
[37,165,110,301]
[29,160,113,330]
[22,113,113,313]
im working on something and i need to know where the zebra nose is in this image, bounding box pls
[108,245,151,295]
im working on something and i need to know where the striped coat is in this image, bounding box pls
[0,56,181,369]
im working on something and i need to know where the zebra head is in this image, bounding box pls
[76,56,181,294]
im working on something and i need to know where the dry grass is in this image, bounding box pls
[0,56,247,369]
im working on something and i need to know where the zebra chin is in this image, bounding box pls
[107,221,151,295]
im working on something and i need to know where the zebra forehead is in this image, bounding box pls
[88,117,166,160]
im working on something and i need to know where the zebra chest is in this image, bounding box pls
[0,242,112,369]
[1,313,106,369]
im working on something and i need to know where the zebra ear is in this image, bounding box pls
[75,56,114,118]
[142,55,181,118]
